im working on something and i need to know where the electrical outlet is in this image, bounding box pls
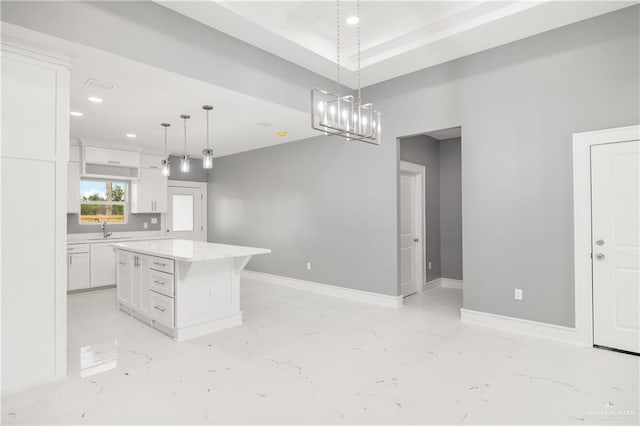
[514,289,523,301]
[306,262,312,271]
[151,218,158,224]
[143,222,148,229]
[428,261,432,270]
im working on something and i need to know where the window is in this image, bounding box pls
[80,180,127,224]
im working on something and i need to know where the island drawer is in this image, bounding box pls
[150,291,174,329]
[149,270,174,297]
[67,244,89,253]
[147,255,174,274]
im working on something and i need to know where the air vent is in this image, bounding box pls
[84,78,117,90]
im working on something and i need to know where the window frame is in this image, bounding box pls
[79,178,129,225]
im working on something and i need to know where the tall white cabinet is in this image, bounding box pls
[1,44,69,395]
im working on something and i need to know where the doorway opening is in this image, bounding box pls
[398,126,463,298]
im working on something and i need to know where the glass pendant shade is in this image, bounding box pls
[161,158,170,176]
[160,122,171,176]
[202,105,214,170]
[179,114,191,173]
[180,155,190,173]
[202,148,213,169]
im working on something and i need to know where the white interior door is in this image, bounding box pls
[591,139,639,354]
[400,169,423,297]
[166,183,206,241]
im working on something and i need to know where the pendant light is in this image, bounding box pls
[202,105,214,169]
[180,114,191,173]
[310,0,380,144]
[160,122,171,176]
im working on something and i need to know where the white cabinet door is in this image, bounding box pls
[131,168,154,213]
[67,161,80,214]
[68,253,90,291]
[84,146,140,168]
[116,251,133,307]
[131,168,166,213]
[155,172,168,213]
[129,254,151,316]
[90,244,116,287]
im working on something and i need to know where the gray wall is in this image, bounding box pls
[168,155,209,182]
[439,138,463,280]
[399,135,441,282]
[208,135,397,296]
[67,205,161,234]
[365,6,639,326]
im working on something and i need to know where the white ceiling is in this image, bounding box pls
[2,23,318,159]
[157,0,636,88]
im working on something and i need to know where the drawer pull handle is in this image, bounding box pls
[107,160,121,164]
[67,248,74,250]
[153,280,165,285]
[153,305,166,313]
[119,261,127,265]
[153,262,167,267]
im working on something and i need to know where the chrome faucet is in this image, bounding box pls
[101,220,112,239]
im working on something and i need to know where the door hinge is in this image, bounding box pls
[201,225,203,231]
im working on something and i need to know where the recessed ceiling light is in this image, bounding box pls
[346,16,359,25]
[277,131,288,138]
[126,133,137,138]
[70,111,83,117]
[88,96,103,103]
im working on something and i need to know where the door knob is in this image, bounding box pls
[595,253,605,260]
[596,239,605,246]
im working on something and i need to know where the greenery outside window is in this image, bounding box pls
[80,180,127,224]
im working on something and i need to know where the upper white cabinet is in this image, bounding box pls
[67,161,80,214]
[81,144,141,179]
[131,155,167,213]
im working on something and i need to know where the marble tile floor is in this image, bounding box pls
[2,279,638,425]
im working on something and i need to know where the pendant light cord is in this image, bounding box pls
[164,127,168,156]
[206,109,210,150]
[336,0,341,96]
[357,0,361,105]
[183,117,187,153]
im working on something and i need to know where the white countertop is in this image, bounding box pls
[111,239,271,262]
[68,232,168,244]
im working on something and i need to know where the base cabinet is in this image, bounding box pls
[116,251,133,306]
[116,249,175,334]
[67,253,90,291]
[90,244,116,287]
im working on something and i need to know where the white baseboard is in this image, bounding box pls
[424,278,441,291]
[460,308,589,346]
[423,278,463,291]
[241,270,403,308]
[441,278,463,289]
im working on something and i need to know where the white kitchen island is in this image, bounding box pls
[111,239,270,341]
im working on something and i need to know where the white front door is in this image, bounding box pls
[166,182,207,241]
[400,169,423,297]
[592,139,639,354]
